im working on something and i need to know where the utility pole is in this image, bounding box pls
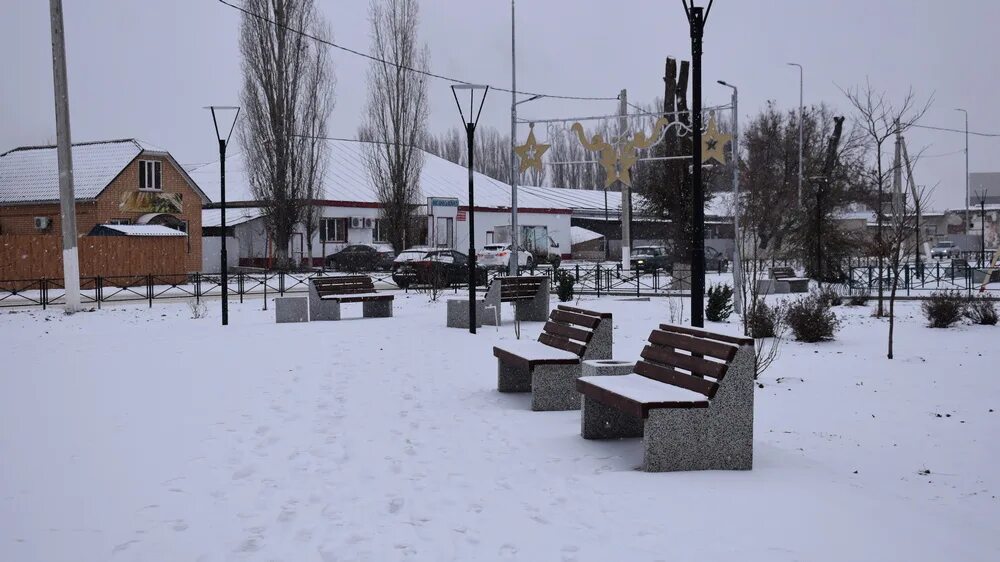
[787,62,804,206]
[718,80,742,314]
[955,108,970,234]
[509,0,519,277]
[684,1,712,328]
[618,89,631,271]
[977,191,986,267]
[49,0,81,312]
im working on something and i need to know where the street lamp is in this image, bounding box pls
[717,80,743,315]
[451,84,489,334]
[206,105,240,326]
[955,108,969,233]
[787,62,803,207]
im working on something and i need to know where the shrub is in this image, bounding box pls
[554,268,575,302]
[746,299,782,338]
[815,284,844,307]
[785,295,840,342]
[963,296,998,326]
[921,291,965,328]
[706,283,734,322]
[847,288,870,306]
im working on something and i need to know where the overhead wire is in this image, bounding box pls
[214,0,620,102]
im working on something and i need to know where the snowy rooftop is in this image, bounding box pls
[0,139,165,204]
[201,207,264,228]
[98,224,186,236]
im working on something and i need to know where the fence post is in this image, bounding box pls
[239,272,244,304]
[96,276,102,310]
[263,272,268,310]
[595,264,601,297]
[279,272,285,296]
[41,278,47,310]
[636,268,640,297]
[194,272,201,304]
[147,275,153,308]
[905,265,910,296]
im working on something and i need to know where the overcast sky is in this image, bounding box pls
[3,0,999,211]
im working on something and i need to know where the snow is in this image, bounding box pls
[1,295,998,561]
[578,373,709,404]
[99,224,187,237]
[493,339,580,362]
[570,225,603,245]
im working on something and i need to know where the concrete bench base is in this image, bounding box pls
[362,299,393,318]
[756,279,790,295]
[497,359,532,393]
[785,278,810,293]
[275,296,309,323]
[531,363,584,411]
[446,298,485,329]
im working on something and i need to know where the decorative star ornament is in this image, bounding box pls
[701,114,731,165]
[514,126,550,173]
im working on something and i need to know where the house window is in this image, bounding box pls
[138,160,162,190]
[108,218,132,225]
[320,218,348,243]
[373,219,388,242]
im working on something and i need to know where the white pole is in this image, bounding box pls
[49,0,81,312]
[787,62,803,207]
[719,81,743,314]
[956,108,969,233]
[619,89,631,271]
[508,0,519,276]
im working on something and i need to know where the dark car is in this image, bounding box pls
[704,246,729,273]
[325,244,395,272]
[630,246,670,272]
[392,248,488,289]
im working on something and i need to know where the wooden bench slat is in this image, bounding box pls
[538,332,586,356]
[634,360,719,398]
[312,276,382,299]
[493,346,579,370]
[550,309,600,329]
[648,330,738,361]
[556,305,612,319]
[658,323,752,346]
[640,344,728,380]
[543,321,593,343]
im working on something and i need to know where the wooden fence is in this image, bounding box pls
[0,235,188,284]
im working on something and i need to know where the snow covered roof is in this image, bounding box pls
[96,224,187,236]
[189,139,651,214]
[571,226,604,245]
[201,207,264,227]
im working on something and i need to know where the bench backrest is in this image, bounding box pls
[536,307,604,357]
[771,267,796,280]
[312,275,376,296]
[633,323,752,399]
[495,275,546,302]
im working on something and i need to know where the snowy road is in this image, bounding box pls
[1,294,998,561]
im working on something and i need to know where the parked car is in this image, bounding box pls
[629,246,670,272]
[392,248,487,289]
[930,240,960,259]
[476,243,532,270]
[704,247,729,273]
[324,244,395,272]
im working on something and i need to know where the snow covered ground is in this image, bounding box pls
[1,293,997,561]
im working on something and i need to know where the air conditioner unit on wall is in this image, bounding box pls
[363,217,375,229]
[350,217,363,229]
[34,216,51,231]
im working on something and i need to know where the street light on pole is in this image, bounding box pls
[787,62,803,207]
[955,108,969,233]
[717,80,743,315]
[206,105,240,326]
[451,84,489,334]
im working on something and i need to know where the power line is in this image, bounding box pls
[215,0,619,102]
[911,123,1000,137]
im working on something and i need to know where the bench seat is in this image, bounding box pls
[309,275,393,320]
[577,374,710,418]
[318,292,393,303]
[494,340,581,371]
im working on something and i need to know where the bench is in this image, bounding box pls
[493,306,612,411]
[483,275,550,324]
[308,276,394,321]
[770,267,809,293]
[576,324,754,472]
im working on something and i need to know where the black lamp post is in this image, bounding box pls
[451,84,489,334]
[207,105,240,326]
[683,0,714,327]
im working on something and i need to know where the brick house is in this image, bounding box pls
[0,139,209,278]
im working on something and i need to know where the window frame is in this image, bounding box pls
[138,160,162,191]
[321,217,348,243]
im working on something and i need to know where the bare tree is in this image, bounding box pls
[300,23,335,269]
[358,0,429,253]
[239,0,333,270]
[843,79,932,316]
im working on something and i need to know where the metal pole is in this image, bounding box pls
[48,0,81,312]
[509,0,519,276]
[788,62,803,206]
[719,81,742,314]
[956,108,969,233]
[219,138,229,326]
[981,194,987,268]
[688,6,707,328]
[619,89,631,271]
[467,122,477,333]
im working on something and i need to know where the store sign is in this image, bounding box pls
[428,197,459,208]
[120,191,183,214]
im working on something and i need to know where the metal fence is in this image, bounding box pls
[846,262,1000,296]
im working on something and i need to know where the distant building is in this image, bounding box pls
[0,139,208,279]
[970,172,1000,205]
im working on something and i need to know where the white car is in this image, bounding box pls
[476,244,532,269]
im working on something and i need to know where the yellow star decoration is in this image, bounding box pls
[701,114,731,165]
[514,127,550,173]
